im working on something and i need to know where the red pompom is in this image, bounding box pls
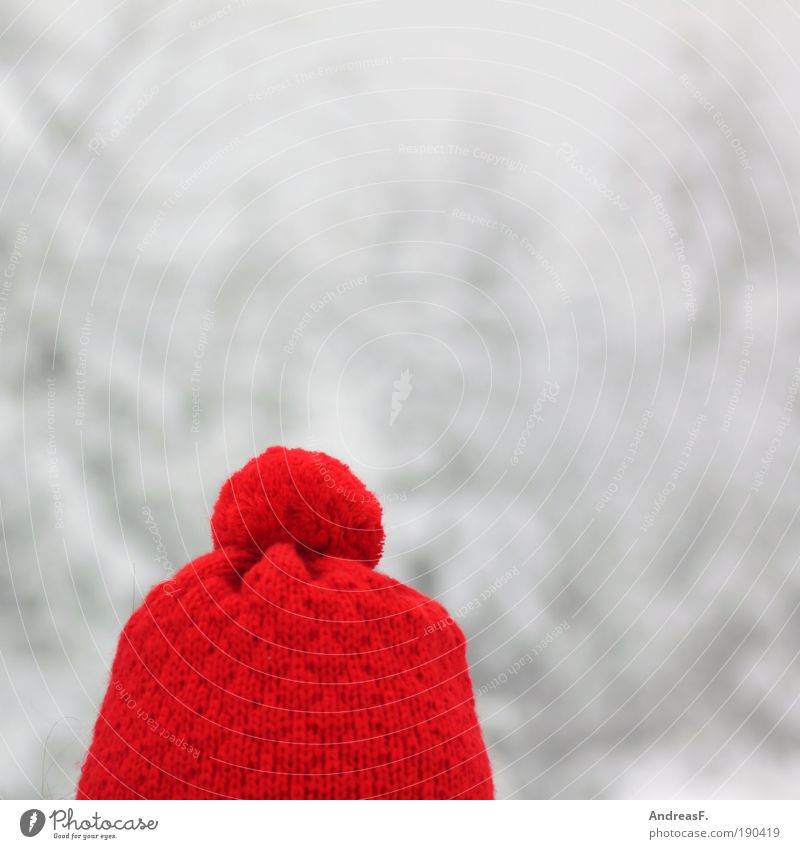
[210,446,384,567]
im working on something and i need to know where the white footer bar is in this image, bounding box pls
[3,800,795,848]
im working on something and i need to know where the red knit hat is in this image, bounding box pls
[77,446,494,799]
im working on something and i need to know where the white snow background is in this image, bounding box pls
[2,0,800,798]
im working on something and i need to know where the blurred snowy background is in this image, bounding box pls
[3,0,800,799]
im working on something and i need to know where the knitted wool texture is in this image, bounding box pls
[77,446,494,799]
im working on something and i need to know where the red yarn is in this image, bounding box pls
[210,446,384,566]
[77,446,494,799]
